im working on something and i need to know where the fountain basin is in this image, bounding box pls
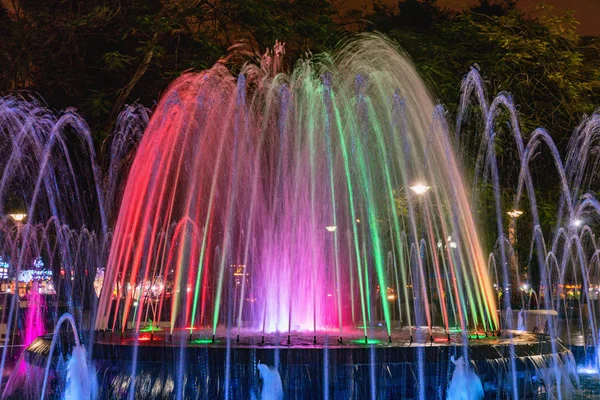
[24,327,575,399]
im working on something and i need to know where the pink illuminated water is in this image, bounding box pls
[96,35,498,338]
[25,282,45,346]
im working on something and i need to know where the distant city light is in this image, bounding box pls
[325,226,337,232]
[571,219,583,228]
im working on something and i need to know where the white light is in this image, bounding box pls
[409,183,431,195]
[325,226,337,232]
[449,242,457,249]
[9,213,27,222]
[133,301,139,307]
[577,365,599,375]
[506,210,523,218]
[571,219,583,228]
[356,219,360,223]
[437,240,442,248]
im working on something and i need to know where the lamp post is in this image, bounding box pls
[507,210,523,294]
[7,212,27,344]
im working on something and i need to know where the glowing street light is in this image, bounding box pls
[9,213,27,222]
[325,226,337,232]
[409,183,430,195]
[506,210,523,218]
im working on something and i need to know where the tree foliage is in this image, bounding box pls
[0,0,340,135]
[1,0,599,145]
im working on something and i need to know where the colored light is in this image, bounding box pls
[139,325,162,333]
[191,339,218,345]
[351,339,382,345]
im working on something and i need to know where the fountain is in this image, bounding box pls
[0,34,598,398]
[447,356,484,400]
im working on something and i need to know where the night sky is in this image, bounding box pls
[346,0,600,36]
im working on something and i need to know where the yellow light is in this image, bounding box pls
[409,183,430,195]
[387,294,396,300]
[506,210,523,218]
[9,213,27,222]
[325,226,337,232]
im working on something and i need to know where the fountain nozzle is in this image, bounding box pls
[313,336,317,344]
[365,336,368,344]
[337,336,343,344]
[388,336,392,344]
[409,335,413,346]
[169,334,173,342]
[261,335,264,345]
[236,334,240,344]
[212,334,215,343]
[287,335,291,345]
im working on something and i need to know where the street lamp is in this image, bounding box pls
[325,226,337,232]
[409,183,430,195]
[9,213,27,223]
[571,219,583,228]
